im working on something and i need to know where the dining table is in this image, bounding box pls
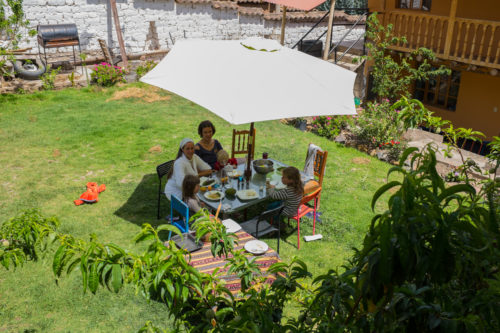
[197,158,291,216]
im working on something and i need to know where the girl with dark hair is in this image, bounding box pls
[268,166,304,217]
[194,120,223,168]
[165,138,212,200]
[182,175,203,214]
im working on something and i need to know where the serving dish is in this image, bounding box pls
[253,159,274,174]
[204,190,225,201]
[236,189,259,200]
[244,240,268,255]
[222,219,242,233]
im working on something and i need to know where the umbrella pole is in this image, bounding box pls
[244,122,255,181]
[280,6,287,46]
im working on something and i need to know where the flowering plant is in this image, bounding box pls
[90,62,126,86]
[351,100,404,150]
[311,115,350,139]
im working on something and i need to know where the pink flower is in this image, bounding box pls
[327,116,332,120]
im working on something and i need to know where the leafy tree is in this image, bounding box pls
[364,13,450,101]
[0,0,36,79]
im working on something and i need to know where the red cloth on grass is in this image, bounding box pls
[74,182,106,206]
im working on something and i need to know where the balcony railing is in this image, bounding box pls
[385,11,500,69]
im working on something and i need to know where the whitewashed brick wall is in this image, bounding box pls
[19,0,364,55]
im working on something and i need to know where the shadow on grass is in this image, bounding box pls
[114,173,170,228]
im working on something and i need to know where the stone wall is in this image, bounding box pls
[18,0,365,56]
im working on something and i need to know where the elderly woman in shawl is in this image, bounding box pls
[165,138,213,200]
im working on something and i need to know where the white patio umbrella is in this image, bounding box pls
[140,37,356,178]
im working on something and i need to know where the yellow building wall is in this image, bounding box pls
[426,71,500,140]
[457,0,500,21]
[368,0,500,20]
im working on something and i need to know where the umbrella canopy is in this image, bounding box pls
[263,0,325,11]
[140,38,356,125]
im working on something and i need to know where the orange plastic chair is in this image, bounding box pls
[288,188,321,250]
[303,147,328,208]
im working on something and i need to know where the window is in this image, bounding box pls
[414,70,460,111]
[398,0,431,11]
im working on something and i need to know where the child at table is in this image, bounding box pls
[267,166,303,218]
[182,175,204,214]
[214,150,238,171]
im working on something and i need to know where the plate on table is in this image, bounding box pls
[204,190,225,201]
[236,189,259,200]
[244,240,268,255]
[222,219,242,233]
[200,177,216,187]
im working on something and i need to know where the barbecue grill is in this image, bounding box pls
[37,23,81,68]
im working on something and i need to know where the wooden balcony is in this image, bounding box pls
[384,11,500,69]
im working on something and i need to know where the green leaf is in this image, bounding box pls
[66,257,81,275]
[371,181,400,211]
[89,261,99,294]
[438,184,476,202]
[157,224,182,237]
[111,264,122,293]
[52,245,66,277]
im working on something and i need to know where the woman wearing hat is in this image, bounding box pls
[165,138,212,200]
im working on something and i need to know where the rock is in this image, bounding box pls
[334,133,346,144]
[369,149,377,157]
[377,150,389,161]
[357,144,369,153]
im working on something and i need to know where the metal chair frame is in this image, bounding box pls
[156,160,175,219]
[169,195,190,239]
[289,188,321,250]
[240,204,284,253]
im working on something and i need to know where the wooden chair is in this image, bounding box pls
[289,188,321,250]
[303,146,328,208]
[231,128,256,160]
[156,160,175,219]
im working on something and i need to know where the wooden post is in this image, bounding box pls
[244,122,255,181]
[323,0,337,60]
[280,6,287,45]
[443,0,458,58]
[109,0,128,67]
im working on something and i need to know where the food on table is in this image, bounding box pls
[245,190,257,197]
[206,191,221,200]
[202,179,215,186]
[228,171,241,178]
[200,186,207,192]
[277,166,286,173]
[225,188,236,197]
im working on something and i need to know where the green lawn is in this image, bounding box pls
[0,83,394,332]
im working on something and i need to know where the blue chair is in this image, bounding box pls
[169,195,190,239]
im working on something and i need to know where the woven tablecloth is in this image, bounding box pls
[188,230,280,296]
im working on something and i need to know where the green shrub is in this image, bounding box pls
[135,60,157,80]
[311,115,350,139]
[40,66,61,90]
[91,62,125,86]
[351,99,403,149]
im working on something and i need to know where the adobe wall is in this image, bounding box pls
[18,0,365,56]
